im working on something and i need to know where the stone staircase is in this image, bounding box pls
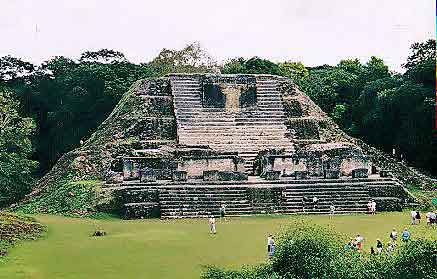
[158,186,251,218]
[111,177,403,218]
[170,75,294,173]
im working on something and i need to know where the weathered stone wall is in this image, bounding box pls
[178,157,238,178]
[246,187,285,213]
[271,157,307,175]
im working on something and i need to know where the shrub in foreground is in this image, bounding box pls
[202,222,437,279]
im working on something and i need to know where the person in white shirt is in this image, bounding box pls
[355,234,364,252]
[329,204,335,219]
[208,215,216,234]
[411,210,417,225]
[371,200,377,215]
[367,200,372,214]
[430,211,436,225]
[313,196,319,209]
[268,236,275,257]
[267,234,272,255]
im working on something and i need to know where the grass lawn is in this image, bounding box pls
[0,212,436,279]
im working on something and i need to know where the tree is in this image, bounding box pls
[13,51,152,174]
[0,56,35,82]
[0,90,38,207]
[149,42,217,75]
[278,61,309,84]
[403,39,435,88]
[79,49,127,63]
[222,57,281,75]
[221,57,247,74]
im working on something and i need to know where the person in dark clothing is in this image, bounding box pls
[376,239,383,253]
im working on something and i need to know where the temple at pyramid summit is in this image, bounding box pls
[96,73,413,218]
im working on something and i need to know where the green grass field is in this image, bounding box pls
[0,212,435,279]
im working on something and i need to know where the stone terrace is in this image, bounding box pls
[170,74,294,173]
[108,176,404,219]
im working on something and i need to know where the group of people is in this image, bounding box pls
[411,210,437,225]
[346,228,412,254]
[367,200,377,214]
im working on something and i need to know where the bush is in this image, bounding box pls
[202,223,437,279]
[272,222,345,279]
[202,264,278,279]
[391,239,437,279]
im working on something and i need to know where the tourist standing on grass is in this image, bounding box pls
[367,200,372,214]
[355,234,364,252]
[329,203,335,218]
[267,234,273,255]
[208,215,216,234]
[390,228,398,242]
[376,239,383,253]
[411,210,417,225]
[220,204,226,221]
[429,211,436,225]
[268,236,275,257]
[387,241,394,253]
[426,211,432,225]
[371,200,377,215]
[402,228,410,242]
[415,211,421,224]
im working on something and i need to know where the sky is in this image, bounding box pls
[1,0,435,72]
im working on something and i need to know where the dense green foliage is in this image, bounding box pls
[17,180,102,215]
[0,91,38,207]
[203,223,437,279]
[299,42,436,174]
[0,212,44,258]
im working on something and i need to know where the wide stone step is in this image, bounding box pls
[177,118,287,124]
[120,178,397,188]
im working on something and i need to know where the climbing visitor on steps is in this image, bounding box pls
[313,196,319,209]
[329,203,335,219]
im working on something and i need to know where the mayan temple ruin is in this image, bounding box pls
[74,73,411,219]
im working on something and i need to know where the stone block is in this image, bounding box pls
[324,170,340,179]
[203,170,248,181]
[352,168,368,178]
[140,168,157,182]
[264,171,281,180]
[123,202,161,219]
[295,171,309,180]
[379,170,391,177]
[172,170,188,182]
